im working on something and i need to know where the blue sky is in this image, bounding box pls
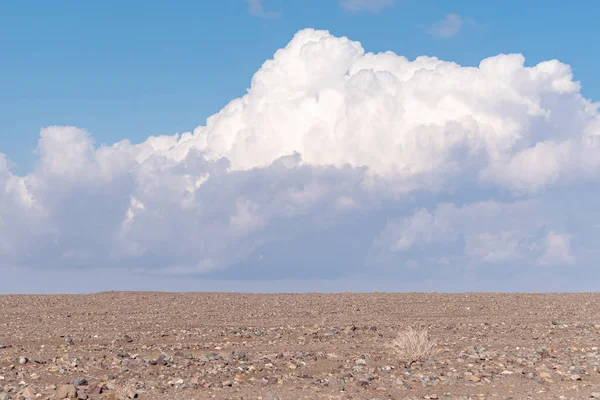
[1,0,600,293]
[2,0,599,174]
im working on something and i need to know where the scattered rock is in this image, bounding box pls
[2,293,600,398]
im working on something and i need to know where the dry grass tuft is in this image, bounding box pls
[391,327,437,364]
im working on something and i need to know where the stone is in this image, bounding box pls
[344,325,357,334]
[118,387,138,399]
[76,390,88,400]
[232,350,247,360]
[72,377,88,386]
[86,385,102,395]
[570,374,582,381]
[468,375,481,382]
[18,357,28,365]
[0,393,11,400]
[591,393,600,399]
[56,384,77,399]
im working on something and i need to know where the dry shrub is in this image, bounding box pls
[391,327,436,364]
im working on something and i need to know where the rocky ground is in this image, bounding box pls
[1,293,600,399]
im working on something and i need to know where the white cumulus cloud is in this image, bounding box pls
[1,29,599,289]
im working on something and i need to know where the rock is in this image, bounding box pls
[0,393,11,400]
[72,377,88,386]
[265,376,278,385]
[344,325,357,334]
[18,357,28,365]
[232,350,247,360]
[76,390,88,400]
[56,384,76,399]
[591,393,600,399]
[539,371,551,379]
[467,375,481,382]
[65,337,74,346]
[570,374,582,381]
[123,334,134,343]
[86,385,102,395]
[117,387,138,399]
[0,345,10,349]
[21,388,35,398]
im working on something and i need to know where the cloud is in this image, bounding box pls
[536,231,575,266]
[427,13,470,38]
[244,0,281,19]
[339,0,394,13]
[1,29,600,290]
[370,200,551,266]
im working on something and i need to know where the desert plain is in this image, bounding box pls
[1,292,600,399]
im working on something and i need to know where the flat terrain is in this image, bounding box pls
[2,293,600,400]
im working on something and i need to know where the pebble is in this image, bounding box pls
[2,295,600,398]
[72,377,88,386]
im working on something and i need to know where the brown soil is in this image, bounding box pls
[1,292,600,399]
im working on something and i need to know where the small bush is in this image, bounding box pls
[391,327,436,364]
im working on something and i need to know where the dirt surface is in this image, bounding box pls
[2,292,600,399]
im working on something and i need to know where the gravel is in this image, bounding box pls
[1,292,600,399]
